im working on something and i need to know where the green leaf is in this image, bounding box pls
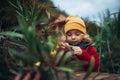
[16,11,24,18]
[9,49,28,60]
[46,36,55,51]
[16,0,23,11]
[9,41,26,49]
[31,3,38,21]
[83,56,95,80]
[55,51,64,64]
[65,60,87,68]
[36,9,45,23]
[60,52,72,66]
[17,15,28,33]
[0,35,5,39]
[8,1,19,9]
[56,67,73,73]
[0,31,24,39]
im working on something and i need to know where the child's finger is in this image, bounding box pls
[14,74,22,80]
[23,73,31,80]
[61,42,69,47]
[33,72,41,80]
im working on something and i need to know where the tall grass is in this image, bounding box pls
[93,9,120,74]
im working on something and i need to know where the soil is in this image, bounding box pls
[70,71,120,80]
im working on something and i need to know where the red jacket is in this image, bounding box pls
[76,45,100,71]
[57,42,100,71]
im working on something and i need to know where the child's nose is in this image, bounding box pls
[71,35,75,39]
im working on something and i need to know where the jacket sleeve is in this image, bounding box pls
[76,45,100,71]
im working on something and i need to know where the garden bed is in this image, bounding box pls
[70,71,120,80]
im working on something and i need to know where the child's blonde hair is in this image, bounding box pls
[82,34,92,42]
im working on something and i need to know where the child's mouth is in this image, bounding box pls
[71,42,78,45]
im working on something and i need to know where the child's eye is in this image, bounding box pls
[75,33,81,36]
[67,33,72,36]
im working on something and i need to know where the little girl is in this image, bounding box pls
[59,16,100,71]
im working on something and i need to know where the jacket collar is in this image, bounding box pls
[69,41,92,49]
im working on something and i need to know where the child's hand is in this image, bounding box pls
[60,42,69,49]
[72,46,82,55]
[14,72,41,80]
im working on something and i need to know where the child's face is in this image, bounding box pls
[66,29,83,45]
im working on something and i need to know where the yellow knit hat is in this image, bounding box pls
[64,16,86,34]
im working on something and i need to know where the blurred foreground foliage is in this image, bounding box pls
[0,0,94,80]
